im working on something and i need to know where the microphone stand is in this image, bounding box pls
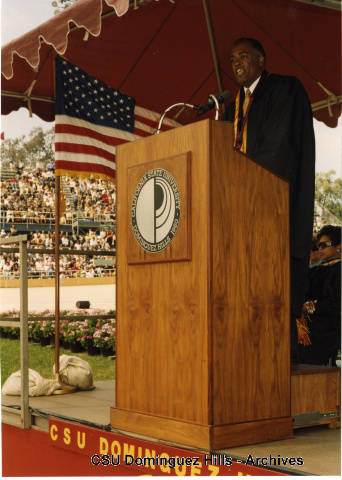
[208,93,220,120]
[156,95,222,134]
[156,102,200,134]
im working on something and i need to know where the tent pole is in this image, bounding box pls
[54,175,60,377]
[311,95,342,112]
[2,90,55,103]
[202,0,223,94]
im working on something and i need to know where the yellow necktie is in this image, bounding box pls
[243,88,251,116]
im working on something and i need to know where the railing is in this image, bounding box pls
[0,247,116,281]
[93,213,116,223]
[1,210,56,225]
[0,247,116,255]
[0,235,30,428]
[0,210,116,227]
[0,268,115,280]
[0,314,116,326]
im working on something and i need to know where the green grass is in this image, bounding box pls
[0,338,115,386]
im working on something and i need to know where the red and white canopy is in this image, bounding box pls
[2,0,341,127]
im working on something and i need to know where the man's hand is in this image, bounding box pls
[302,299,317,315]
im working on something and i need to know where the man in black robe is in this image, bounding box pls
[225,38,315,362]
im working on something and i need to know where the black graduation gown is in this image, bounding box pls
[299,260,341,365]
[225,73,315,318]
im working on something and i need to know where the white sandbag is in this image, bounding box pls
[2,368,60,396]
[54,354,94,390]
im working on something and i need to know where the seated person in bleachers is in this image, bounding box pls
[299,225,341,366]
[9,224,17,236]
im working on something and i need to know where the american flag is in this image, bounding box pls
[55,56,180,181]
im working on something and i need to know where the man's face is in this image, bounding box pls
[230,41,265,87]
[318,235,340,262]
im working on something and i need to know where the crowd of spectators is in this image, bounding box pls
[26,229,116,251]
[0,165,116,280]
[65,177,116,222]
[0,228,116,280]
[1,166,116,224]
[1,168,55,224]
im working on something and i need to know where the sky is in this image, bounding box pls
[1,0,341,177]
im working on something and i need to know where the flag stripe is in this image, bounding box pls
[135,106,180,128]
[56,161,116,178]
[55,115,154,141]
[55,132,117,155]
[134,120,156,135]
[55,142,116,163]
[55,153,116,170]
[55,124,122,147]
[135,113,175,133]
[55,115,139,142]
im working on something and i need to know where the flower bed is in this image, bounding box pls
[0,309,116,356]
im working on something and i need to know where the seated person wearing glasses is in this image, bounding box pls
[299,225,341,365]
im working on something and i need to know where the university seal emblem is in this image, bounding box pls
[131,168,181,253]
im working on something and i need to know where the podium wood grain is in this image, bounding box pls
[111,120,292,448]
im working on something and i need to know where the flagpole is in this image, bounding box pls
[53,175,77,394]
[52,57,77,394]
[54,175,60,377]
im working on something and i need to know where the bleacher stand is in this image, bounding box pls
[0,166,116,280]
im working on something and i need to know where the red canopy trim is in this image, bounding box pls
[1,0,129,80]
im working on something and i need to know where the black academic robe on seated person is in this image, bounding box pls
[300,259,341,365]
[224,73,315,319]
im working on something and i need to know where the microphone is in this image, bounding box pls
[197,90,231,116]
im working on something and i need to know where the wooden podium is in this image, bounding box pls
[110,119,292,449]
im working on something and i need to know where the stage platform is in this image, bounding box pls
[2,379,340,476]
[224,424,340,476]
[2,380,115,428]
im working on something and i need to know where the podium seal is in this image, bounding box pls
[131,168,181,253]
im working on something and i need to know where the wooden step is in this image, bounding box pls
[291,364,340,429]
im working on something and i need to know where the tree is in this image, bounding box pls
[1,127,55,169]
[314,171,342,227]
[51,0,78,15]
[0,135,26,168]
[24,127,55,168]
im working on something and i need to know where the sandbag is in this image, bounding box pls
[54,354,94,390]
[2,368,60,396]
